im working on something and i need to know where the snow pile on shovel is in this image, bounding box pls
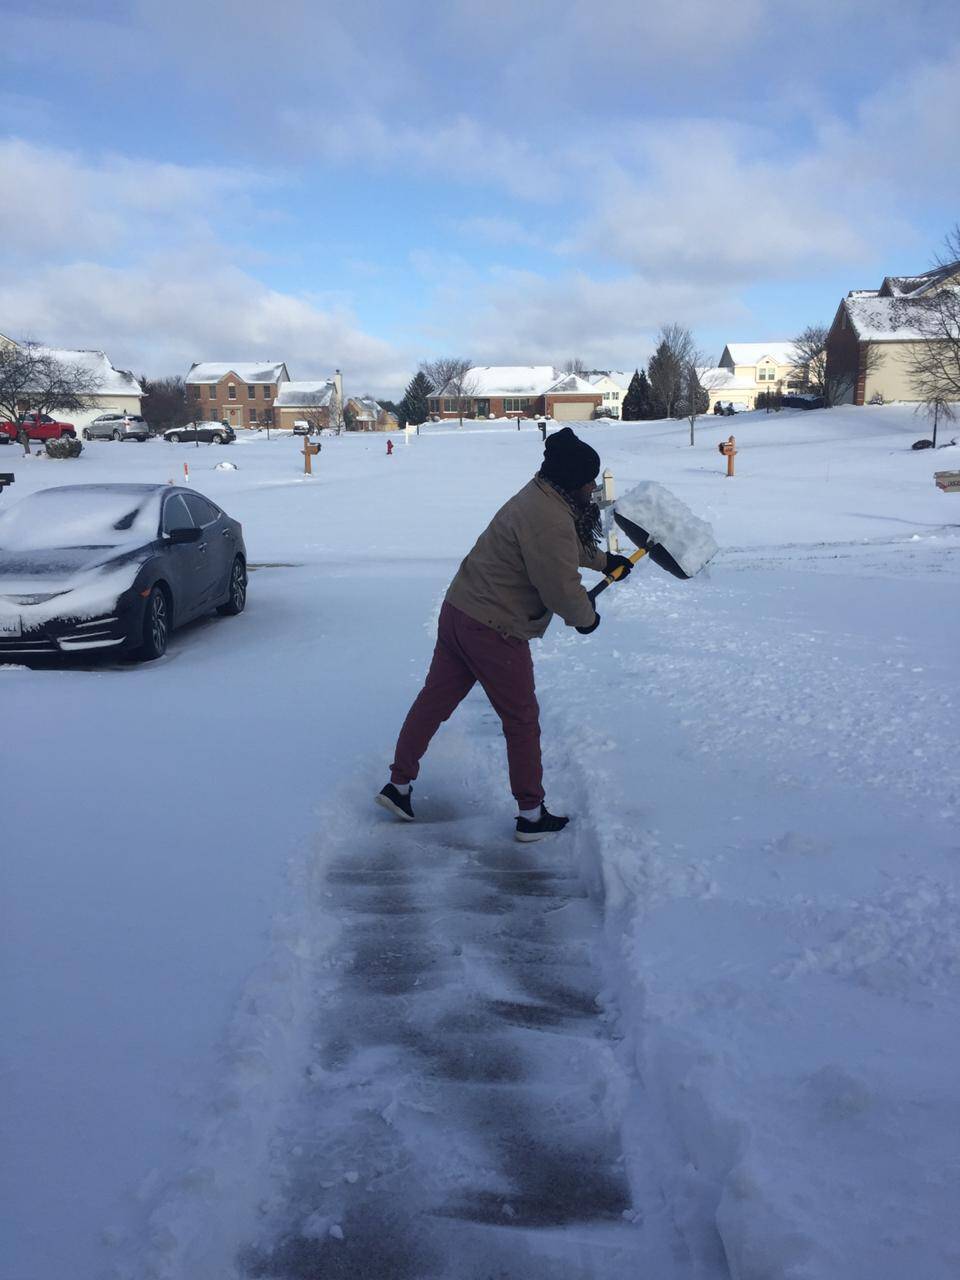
[615,481,718,578]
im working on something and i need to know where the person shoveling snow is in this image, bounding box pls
[376,429,717,841]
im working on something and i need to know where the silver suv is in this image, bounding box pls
[83,413,150,442]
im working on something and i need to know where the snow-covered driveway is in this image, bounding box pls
[3,411,959,1279]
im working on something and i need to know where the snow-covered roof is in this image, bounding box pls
[588,370,632,391]
[721,342,799,368]
[842,295,931,342]
[544,373,600,396]
[187,361,288,385]
[274,380,335,408]
[878,261,960,299]
[348,396,383,418]
[698,367,757,392]
[34,347,142,396]
[447,366,557,397]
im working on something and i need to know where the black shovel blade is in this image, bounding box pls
[613,511,690,580]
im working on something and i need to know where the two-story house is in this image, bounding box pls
[825,259,960,404]
[185,362,290,429]
[699,343,801,411]
[587,371,631,418]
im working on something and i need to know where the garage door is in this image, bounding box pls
[551,400,593,421]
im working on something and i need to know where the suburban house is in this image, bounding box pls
[587,370,631,418]
[699,343,802,412]
[0,341,143,427]
[345,396,397,432]
[274,374,343,431]
[824,260,960,404]
[185,362,290,429]
[427,366,601,421]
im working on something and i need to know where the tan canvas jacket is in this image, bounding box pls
[445,477,607,640]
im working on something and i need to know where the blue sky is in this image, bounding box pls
[2,0,958,395]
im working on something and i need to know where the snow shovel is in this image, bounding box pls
[588,481,718,602]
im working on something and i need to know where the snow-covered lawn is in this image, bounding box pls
[3,408,958,1279]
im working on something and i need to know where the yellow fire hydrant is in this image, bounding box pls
[718,435,737,477]
[302,439,320,475]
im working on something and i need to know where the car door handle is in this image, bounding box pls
[198,542,207,553]
[221,529,232,537]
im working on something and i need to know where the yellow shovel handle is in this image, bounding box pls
[587,547,648,603]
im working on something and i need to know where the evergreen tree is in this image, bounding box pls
[399,371,433,427]
[648,339,684,418]
[621,369,645,420]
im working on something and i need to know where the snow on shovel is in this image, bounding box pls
[588,481,718,602]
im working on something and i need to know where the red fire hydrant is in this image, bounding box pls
[718,435,737,477]
[386,438,394,455]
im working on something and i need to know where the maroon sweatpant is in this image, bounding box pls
[391,601,544,810]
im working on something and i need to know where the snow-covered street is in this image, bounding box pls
[3,409,959,1279]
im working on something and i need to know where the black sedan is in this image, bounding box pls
[0,484,247,660]
[163,422,236,444]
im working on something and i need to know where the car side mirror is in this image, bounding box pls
[167,526,202,543]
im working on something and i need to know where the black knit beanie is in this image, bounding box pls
[538,427,601,492]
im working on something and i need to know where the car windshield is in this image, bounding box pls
[0,486,163,551]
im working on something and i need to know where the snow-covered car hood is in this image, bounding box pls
[0,545,149,623]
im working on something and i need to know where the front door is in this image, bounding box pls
[475,399,490,418]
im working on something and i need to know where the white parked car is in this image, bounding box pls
[83,413,150,442]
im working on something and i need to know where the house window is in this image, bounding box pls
[248,385,256,398]
[207,385,216,398]
[228,384,237,399]
[503,398,532,412]
[250,408,258,423]
[428,399,439,412]
[758,366,775,382]
[193,387,202,400]
[263,385,272,399]
[444,398,458,412]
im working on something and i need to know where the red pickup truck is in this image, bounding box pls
[0,411,78,443]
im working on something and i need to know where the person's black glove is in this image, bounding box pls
[605,552,633,579]
[576,612,600,635]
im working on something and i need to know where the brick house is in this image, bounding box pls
[185,362,290,429]
[427,366,601,421]
[825,260,960,404]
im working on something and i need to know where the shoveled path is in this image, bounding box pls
[239,801,687,1280]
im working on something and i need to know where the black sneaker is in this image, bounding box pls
[515,805,569,842]
[376,783,415,822]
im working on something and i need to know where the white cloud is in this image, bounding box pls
[0,139,264,258]
[0,254,411,392]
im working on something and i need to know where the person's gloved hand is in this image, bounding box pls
[605,552,633,579]
[576,612,600,635]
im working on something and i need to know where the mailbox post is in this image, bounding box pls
[302,440,320,475]
[718,435,738,477]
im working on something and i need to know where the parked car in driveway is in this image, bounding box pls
[0,411,77,443]
[83,412,151,442]
[0,484,247,660]
[163,421,236,444]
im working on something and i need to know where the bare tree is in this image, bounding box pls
[648,324,694,420]
[680,357,709,446]
[797,322,882,407]
[900,224,960,409]
[0,341,100,454]
[561,356,587,376]
[790,325,828,399]
[419,357,477,426]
